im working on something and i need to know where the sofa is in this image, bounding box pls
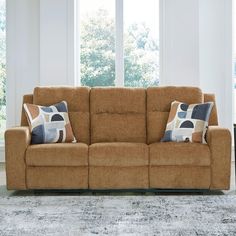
[5,86,231,190]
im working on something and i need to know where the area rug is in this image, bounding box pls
[0,195,236,235]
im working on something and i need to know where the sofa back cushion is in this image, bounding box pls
[21,94,33,126]
[90,87,146,143]
[147,86,203,144]
[203,93,218,126]
[33,87,90,144]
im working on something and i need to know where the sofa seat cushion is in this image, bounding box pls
[26,143,88,167]
[150,142,211,166]
[89,142,149,167]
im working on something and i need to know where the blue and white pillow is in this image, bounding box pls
[24,101,76,144]
[161,101,213,143]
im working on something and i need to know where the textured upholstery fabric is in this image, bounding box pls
[89,166,149,189]
[147,87,203,112]
[90,88,146,143]
[26,143,88,167]
[26,167,88,189]
[204,93,218,126]
[24,101,76,144]
[206,126,231,190]
[147,86,203,144]
[150,166,211,189]
[146,111,169,144]
[21,94,33,126]
[150,142,211,166]
[5,86,231,191]
[5,127,31,190]
[89,143,148,167]
[33,87,90,144]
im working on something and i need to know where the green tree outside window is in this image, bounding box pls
[80,9,159,88]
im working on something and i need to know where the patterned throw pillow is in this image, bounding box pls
[161,101,213,143]
[24,101,76,144]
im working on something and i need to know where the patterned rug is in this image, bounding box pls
[0,195,236,235]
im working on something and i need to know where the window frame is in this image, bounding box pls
[76,0,162,87]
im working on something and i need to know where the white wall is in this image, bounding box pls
[161,0,200,86]
[199,0,233,131]
[6,0,75,131]
[6,0,40,127]
[162,0,233,131]
[40,0,75,86]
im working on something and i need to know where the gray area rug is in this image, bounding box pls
[0,195,236,235]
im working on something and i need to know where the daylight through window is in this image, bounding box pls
[80,0,159,87]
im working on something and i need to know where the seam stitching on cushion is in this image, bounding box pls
[88,88,91,145]
[149,165,210,168]
[91,112,145,115]
[88,146,90,189]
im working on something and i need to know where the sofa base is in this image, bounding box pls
[32,188,212,194]
[17,165,227,190]
[26,166,88,189]
[150,166,211,189]
[89,166,149,189]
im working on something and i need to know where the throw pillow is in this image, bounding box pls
[161,101,213,143]
[24,101,76,144]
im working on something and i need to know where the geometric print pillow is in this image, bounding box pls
[24,101,76,144]
[161,101,213,144]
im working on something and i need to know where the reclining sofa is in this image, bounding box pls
[5,86,231,190]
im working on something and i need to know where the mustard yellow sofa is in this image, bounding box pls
[5,86,231,190]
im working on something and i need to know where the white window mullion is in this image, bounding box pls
[115,0,124,86]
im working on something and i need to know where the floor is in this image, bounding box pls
[0,162,235,196]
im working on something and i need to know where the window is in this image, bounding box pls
[0,0,5,142]
[124,0,159,87]
[80,0,115,86]
[79,0,159,87]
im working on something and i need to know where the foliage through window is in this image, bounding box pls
[80,0,159,87]
[0,0,5,141]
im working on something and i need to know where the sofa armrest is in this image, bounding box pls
[5,126,31,190]
[206,126,231,190]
